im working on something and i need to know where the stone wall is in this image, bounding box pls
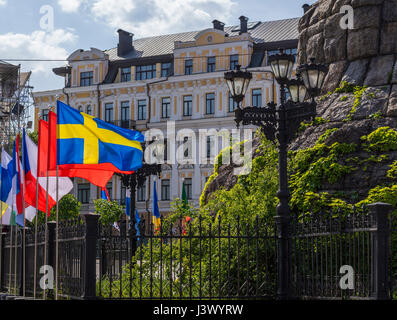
[298,0,397,105]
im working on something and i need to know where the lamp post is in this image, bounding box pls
[224,50,328,299]
[119,140,162,254]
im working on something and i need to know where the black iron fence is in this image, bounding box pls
[0,202,396,300]
[97,215,277,300]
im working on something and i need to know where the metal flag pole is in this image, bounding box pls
[55,156,59,300]
[8,205,13,294]
[13,221,17,294]
[0,189,3,291]
[33,150,39,299]
[43,162,49,300]
[55,101,59,300]
[21,131,26,297]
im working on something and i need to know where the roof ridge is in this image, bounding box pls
[103,17,300,54]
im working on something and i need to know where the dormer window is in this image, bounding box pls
[161,62,172,77]
[120,67,131,82]
[80,71,93,86]
[136,64,156,80]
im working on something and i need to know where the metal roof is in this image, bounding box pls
[104,18,299,61]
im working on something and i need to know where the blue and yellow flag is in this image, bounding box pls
[57,101,144,172]
[153,181,161,234]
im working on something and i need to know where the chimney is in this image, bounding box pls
[302,4,311,13]
[117,29,134,56]
[239,16,248,34]
[212,19,225,31]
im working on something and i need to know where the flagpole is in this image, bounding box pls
[55,161,59,300]
[8,206,13,294]
[0,197,3,291]
[55,101,59,300]
[14,222,17,294]
[33,158,39,299]
[43,154,49,300]
[21,131,26,297]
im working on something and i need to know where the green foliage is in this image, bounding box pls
[94,199,123,226]
[387,161,397,179]
[99,122,397,299]
[368,111,383,119]
[340,96,348,101]
[33,194,81,225]
[361,127,397,153]
[298,117,329,133]
[27,130,38,144]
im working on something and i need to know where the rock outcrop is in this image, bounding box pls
[202,0,397,206]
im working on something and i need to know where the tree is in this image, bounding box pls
[30,194,81,225]
[94,199,124,226]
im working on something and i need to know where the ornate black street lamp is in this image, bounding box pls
[224,49,328,299]
[118,140,162,254]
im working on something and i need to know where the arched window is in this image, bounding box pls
[86,105,92,115]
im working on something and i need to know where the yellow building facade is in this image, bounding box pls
[33,17,299,217]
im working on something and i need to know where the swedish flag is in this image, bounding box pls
[57,101,144,172]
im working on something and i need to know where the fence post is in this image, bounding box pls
[81,213,99,300]
[0,227,7,291]
[45,221,56,299]
[368,202,393,300]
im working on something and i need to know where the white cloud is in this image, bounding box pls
[90,0,237,38]
[0,0,6,6]
[0,29,78,91]
[58,0,85,13]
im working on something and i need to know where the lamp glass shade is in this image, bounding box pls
[270,60,280,79]
[298,85,308,103]
[287,78,308,103]
[308,69,320,89]
[289,84,299,103]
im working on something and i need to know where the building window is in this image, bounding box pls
[185,59,193,75]
[183,178,192,200]
[267,48,297,66]
[230,54,239,70]
[206,136,211,159]
[78,106,83,112]
[183,95,192,116]
[164,138,168,162]
[161,97,171,119]
[137,182,146,202]
[105,103,113,123]
[78,183,90,204]
[42,109,49,122]
[161,179,170,201]
[136,64,156,80]
[106,182,112,200]
[206,93,215,115]
[137,100,147,120]
[86,105,92,115]
[80,71,93,87]
[252,89,262,108]
[120,67,131,82]
[161,62,172,77]
[207,56,216,72]
[121,101,130,121]
[120,101,130,128]
[120,185,126,206]
[183,137,190,159]
[228,93,238,112]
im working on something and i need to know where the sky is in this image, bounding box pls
[0,0,317,93]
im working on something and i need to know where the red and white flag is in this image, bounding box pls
[23,131,73,216]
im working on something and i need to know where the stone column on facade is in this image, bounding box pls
[171,163,179,201]
[89,184,97,213]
